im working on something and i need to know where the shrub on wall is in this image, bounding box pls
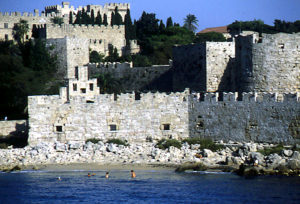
[156,139,182,150]
[85,138,102,144]
[106,138,128,146]
[182,138,224,151]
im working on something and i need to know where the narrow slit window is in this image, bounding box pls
[89,83,94,91]
[73,83,77,91]
[163,124,170,131]
[56,126,63,132]
[5,34,8,41]
[109,124,117,131]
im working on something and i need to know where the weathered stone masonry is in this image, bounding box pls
[28,66,300,145]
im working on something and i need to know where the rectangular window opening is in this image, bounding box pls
[81,88,86,94]
[89,83,94,91]
[56,126,63,132]
[135,92,141,100]
[73,83,77,91]
[109,124,117,131]
[5,34,8,41]
[75,67,79,79]
[163,124,170,131]
[4,23,8,28]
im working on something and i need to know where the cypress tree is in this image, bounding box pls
[166,17,173,28]
[159,20,165,32]
[74,11,82,25]
[91,9,95,25]
[111,11,115,26]
[114,7,123,26]
[95,11,102,25]
[103,14,108,26]
[124,9,133,44]
[69,11,73,24]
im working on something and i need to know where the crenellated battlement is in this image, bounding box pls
[46,24,124,30]
[191,92,300,103]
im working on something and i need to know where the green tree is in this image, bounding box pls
[166,17,173,28]
[51,17,64,25]
[89,50,104,63]
[91,9,95,25]
[0,39,58,119]
[103,14,108,26]
[111,10,115,26]
[194,32,226,43]
[12,19,29,44]
[74,11,82,25]
[159,20,165,33]
[124,9,135,44]
[114,7,123,26]
[69,11,73,24]
[95,11,102,25]
[94,73,122,94]
[183,14,199,32]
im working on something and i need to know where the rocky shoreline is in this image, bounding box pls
[1,141,300,176]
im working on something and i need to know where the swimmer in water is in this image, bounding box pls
[131,170,136,178]
[105,172,109,179]
[57,177,61,181]
[88,173,91,177]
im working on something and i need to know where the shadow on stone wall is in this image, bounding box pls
[141,69,174,92]
[0,122,28,148]
[217,57,235,92]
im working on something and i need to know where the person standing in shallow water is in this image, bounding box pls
[131,170,136,178]
[105,172,109,179]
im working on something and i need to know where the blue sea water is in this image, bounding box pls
[0,169,299,203]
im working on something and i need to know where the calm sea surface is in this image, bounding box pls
[0,169,299,203]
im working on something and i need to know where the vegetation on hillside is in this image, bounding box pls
[0,20,58,119]
[228,19,300,35]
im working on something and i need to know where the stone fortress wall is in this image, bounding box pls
[42,24,126,56]
[0,2,134,56]
[235,33,300,93]
[88,62,172,92]
[28,66,189,145]
[27,66,300,145]
[173,32,300,94]
[172,42,235,92]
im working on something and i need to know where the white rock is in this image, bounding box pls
[203,149,214,158]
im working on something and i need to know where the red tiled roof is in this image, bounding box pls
[198,26,228,34]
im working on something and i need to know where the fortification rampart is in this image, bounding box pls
[235,33,300,93]
[44,24,126,56]
[88,62,172,92]
[173,42,235,92]
[28,90,300,145]
[28,90,190,145]
[189,92,300,144]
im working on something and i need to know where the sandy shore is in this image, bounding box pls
[22,163,178,172]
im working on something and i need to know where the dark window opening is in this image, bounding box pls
[73,83,77,91]
[26,35,29,40]
[75,67,78,79]
[5,34,8,41]
[81,88,86,93]
[86,100,94,103]
[237,92,243,101]
[196,121,204,129]
[4,23,8,28]
[109,124,117,131]
[56,126,63,132]
[135,92,141,100]
[163,124,170,131]
[89,83,94,91]
[200,92,205,101]
[218,92,223,101]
